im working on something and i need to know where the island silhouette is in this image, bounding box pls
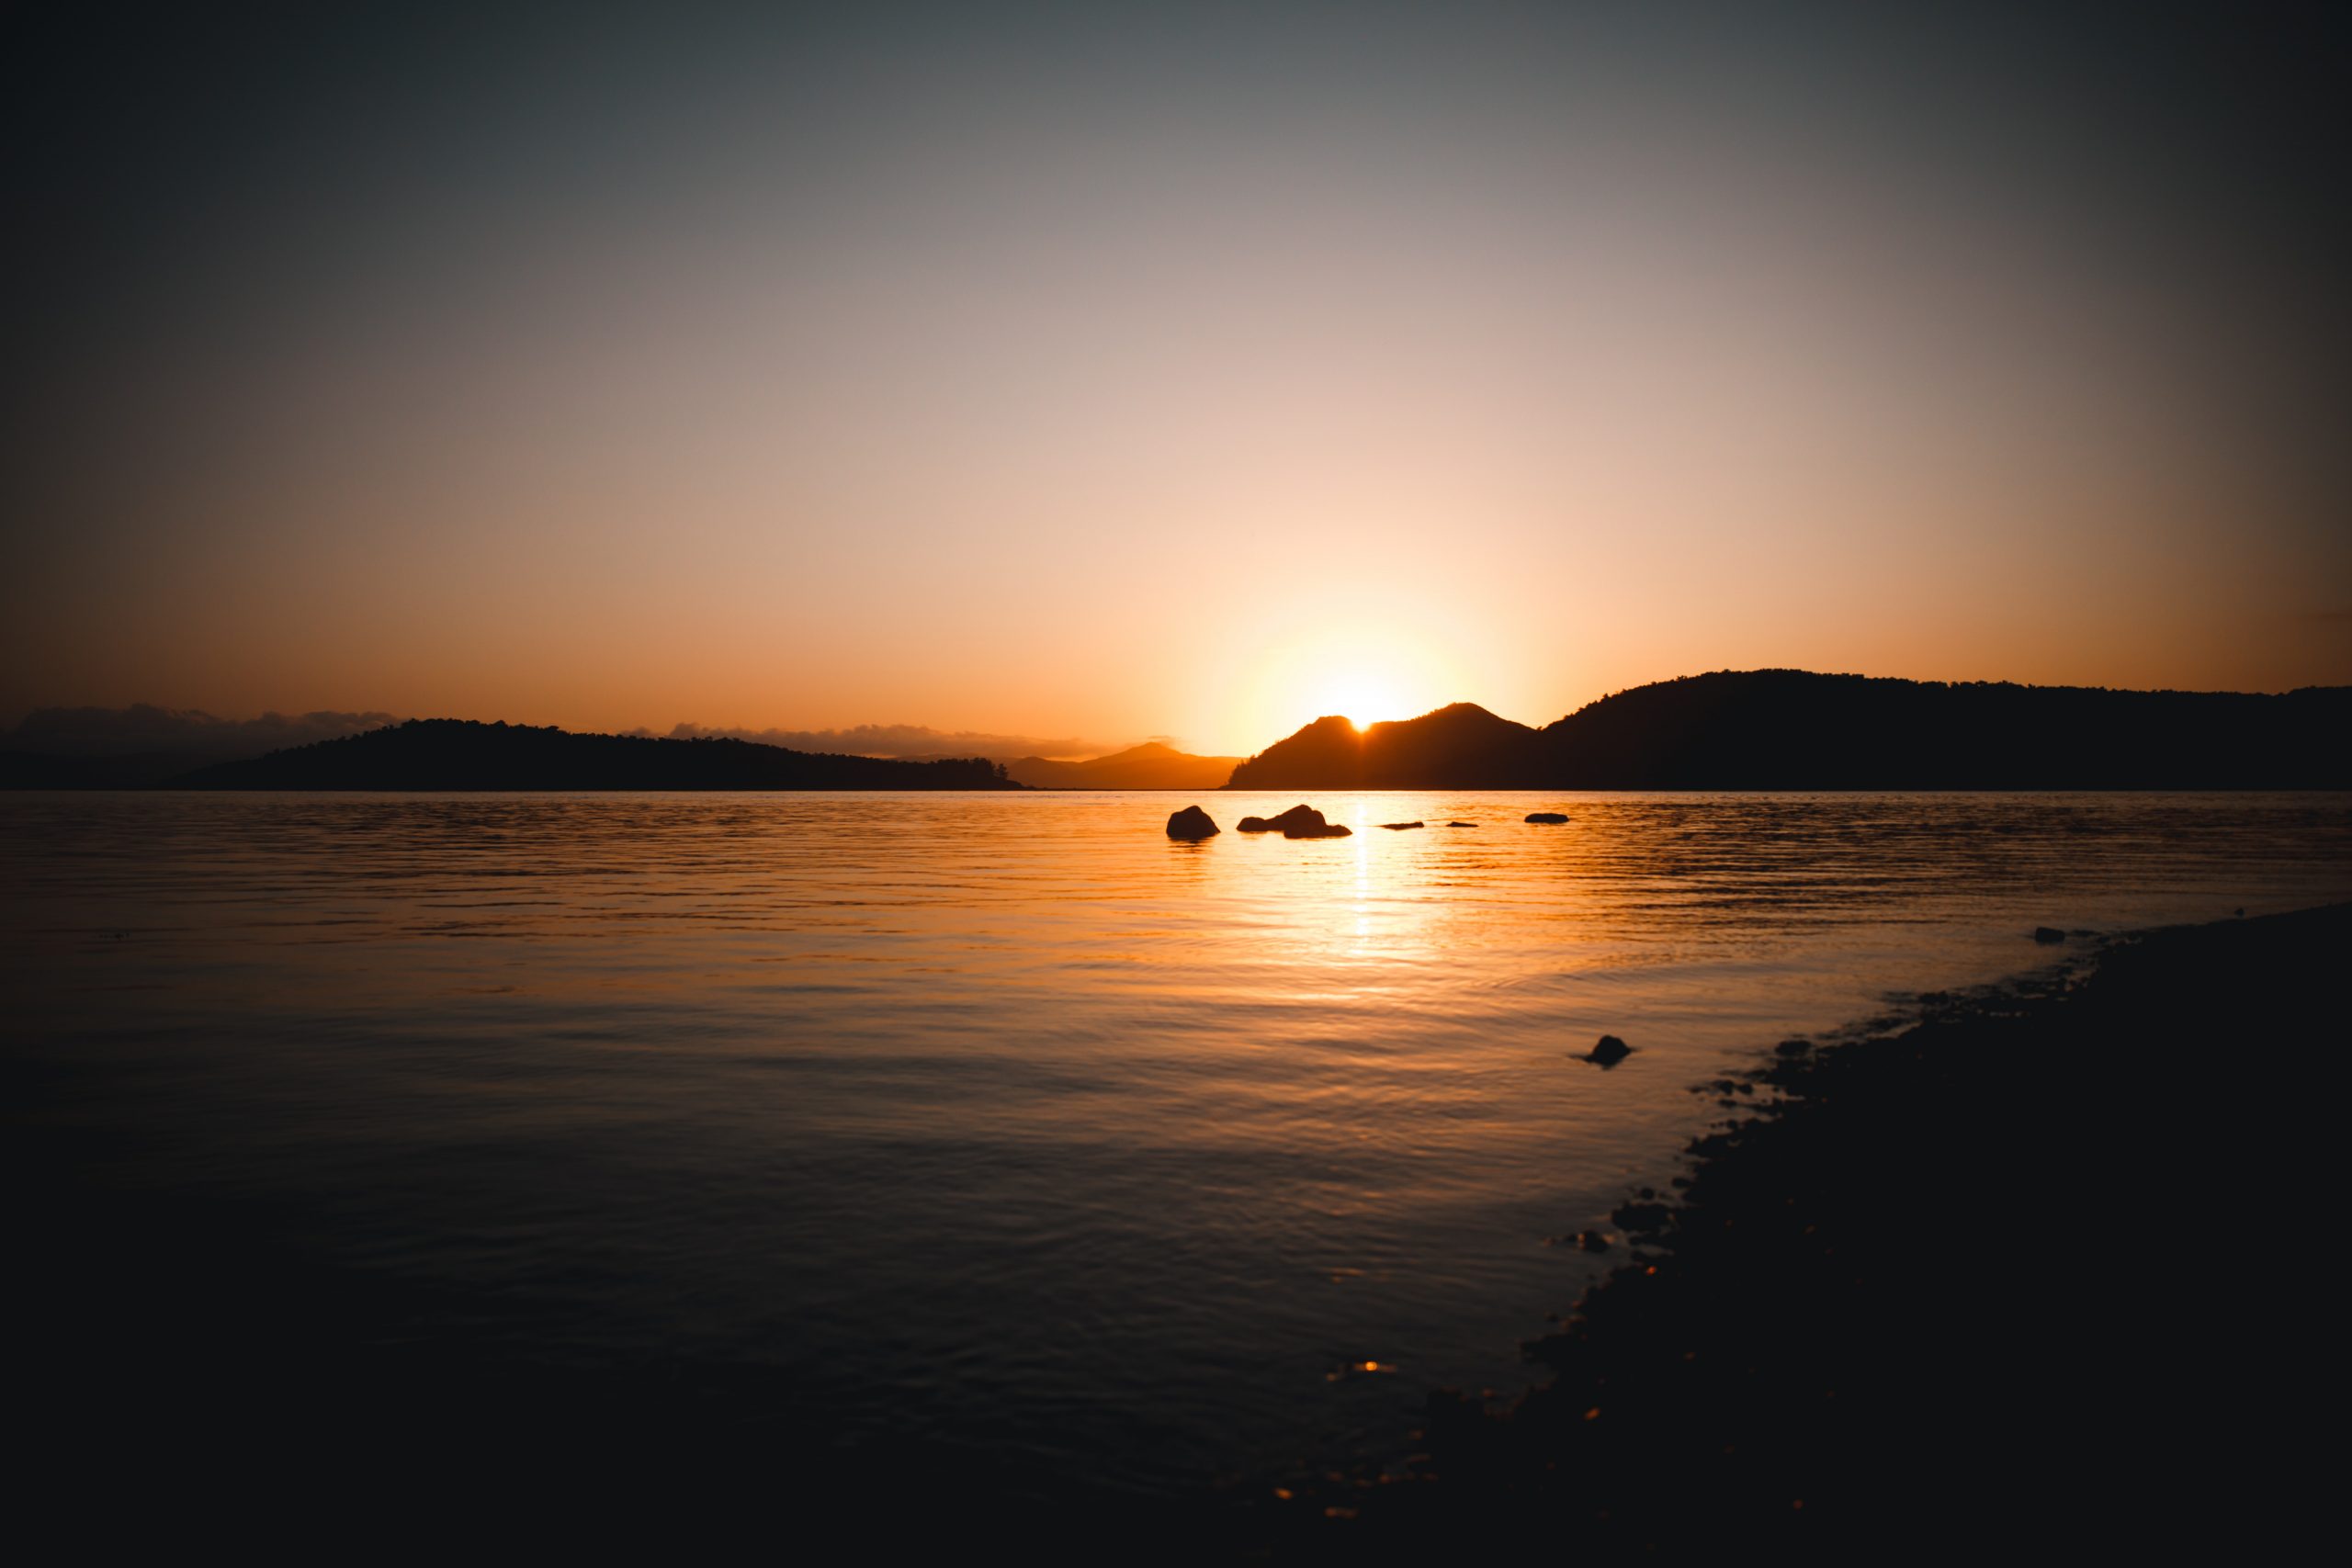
[171,719,1020,791]
[1225,671,2352,790]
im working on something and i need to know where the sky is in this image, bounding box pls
[5,2,2347,757]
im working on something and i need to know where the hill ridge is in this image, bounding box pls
[173,717,1022,791]
[1001,740,1242,791]
[1226,671,2350,790]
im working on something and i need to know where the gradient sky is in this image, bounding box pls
[6,2,2347,755]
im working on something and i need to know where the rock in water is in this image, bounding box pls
[1526,811,1569,824]
[1380,821,1424,830]
[1447,820,1478,828]
[1239,804,1351,839]
[1611,1197,1670,1231]
[1166,805,1219,840]
[2032,926,2065,944]
[1584,1033,1634,1067]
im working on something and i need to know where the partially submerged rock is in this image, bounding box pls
[1611,1198,1671,1232]
[1446,820,1477,828]
[1526,811,1569,825]
[1380,820,1424,830]
[1584,1033,1634,1067]
[1549,1228,1613,1253]
[1165,805,1219,840]
[1238,804,1352,839]
[2032,926,2065,944]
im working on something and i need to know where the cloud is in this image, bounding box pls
[3,704,399,761]
[660,722,1115,761]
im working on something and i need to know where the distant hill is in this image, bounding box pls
[659,720,1111,761]
[1226,672,2352,789]
[1543,671,2352,788]
[1002,741,1241,790]
[1225,704,1540,789]
[172,719,1021,790]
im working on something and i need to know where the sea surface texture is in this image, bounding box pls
[6,790,2347,1500]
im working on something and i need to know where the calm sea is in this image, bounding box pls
[6,789,2348,1503]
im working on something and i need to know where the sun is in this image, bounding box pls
[1304,649,1442,731]
[1224,619,1469,753]
[1314,676,1404,730]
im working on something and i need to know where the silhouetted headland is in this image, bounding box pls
[1224,671,2352,790]
[171,718,1022,790]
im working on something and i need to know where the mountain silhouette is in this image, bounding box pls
[1226,672,2351,789]
[1225,702,1543,789]
[1001,741,1241,790]
[171,719,1021,791]
[15,671,2347,793]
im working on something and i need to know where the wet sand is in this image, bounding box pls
[1258,902,2346,1559]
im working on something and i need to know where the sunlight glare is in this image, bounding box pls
[1233,628,1458,744]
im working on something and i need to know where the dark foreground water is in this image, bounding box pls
[5,790,2347,1507]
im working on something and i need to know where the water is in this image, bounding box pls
[5,789,2347,1501]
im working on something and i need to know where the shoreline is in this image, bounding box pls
[1251,900,2347,1559]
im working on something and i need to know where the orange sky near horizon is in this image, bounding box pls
[6,6,2346,757]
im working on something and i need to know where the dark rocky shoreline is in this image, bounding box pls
[1245,901,2346,1561]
